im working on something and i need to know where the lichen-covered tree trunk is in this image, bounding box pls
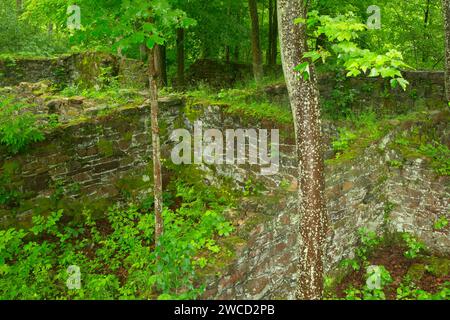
[148,47,164,244]
[277,0,327,300]
[443,0,450,101]
[248,0,264,82]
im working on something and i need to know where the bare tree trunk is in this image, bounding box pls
[248,0,264,82]
[277,0,327,300]
[443,0,450,101]
[267,0,273,65]
[148,47,164,244]
[270,1,278,65]
[225,46,231,63]
[176,28,185,87]
[156,44,167,87]
[140,44,148,62]
[16,0,22,12]
[234,46,240,62]
[267,0,278,66]
[424,0,431,27]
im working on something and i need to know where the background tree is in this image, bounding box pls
[267,0,278,66]
[248,0,264,82]
[442,0,450,100]
[59,0,194,243]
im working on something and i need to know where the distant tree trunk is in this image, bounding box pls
[140,44,147,62]
[16,0,22,12]
[443,0,450,101]
[156,44,167,87]
[267,0,273,65]
[424,0,431,27]
[234,46,240,62]
[176,28,185,87]
[278,0,327,300]
[270,0,278,66]
[248,0,264,82]
[225,46,231,63]
[147,47,164,244]
[267,0,278,66]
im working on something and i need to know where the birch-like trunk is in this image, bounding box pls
[277,0,327,300]
[148,47,164,244]
[443,0,450,101]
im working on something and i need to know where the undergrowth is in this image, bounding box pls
[0,171,235,300]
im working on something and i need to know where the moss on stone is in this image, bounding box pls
[406,263,427,281]
[97,139,114,157]
[424,256,450,277]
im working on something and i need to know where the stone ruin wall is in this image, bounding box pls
[0,54,448,299]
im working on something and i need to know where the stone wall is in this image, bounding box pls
[0,97,183,228]
[0,54,448,299]
[194,106,449,299]
[1,53,446,113]
[0,92,448,298]
[263,71,447,116]
[0,53,120,88]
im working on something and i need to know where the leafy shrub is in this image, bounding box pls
[332,127,357,154]
[0,97,44,154]
[0,179,234,300]
[402,233,425,259]
[434,216,449,231]
[418,143,450,176]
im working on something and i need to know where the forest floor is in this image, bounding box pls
[330,242,450,300]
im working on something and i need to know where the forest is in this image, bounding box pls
[0,0,449,302]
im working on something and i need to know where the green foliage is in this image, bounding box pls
[344,266,393,300]
[296,11,410,91]
[418,143,450,176]
[332,128,357,154]
[187,86,292,124]
[397,282,450,300]
[340,228,382,273]
[434,216,449,231]
[0,176,234,300]
[402,233,425,259]
[0,0,68,56]
[356,228,383,262]
[0,97,45,154]
[393,129,450,176]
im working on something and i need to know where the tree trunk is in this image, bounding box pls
[156,44,167,87]
[248,0,264,82]
[234,46,240,62]
[270,2,278,65]
[140,44,148,62]
[176,28,185,87]
[267,0,278,66]
[147,47,164,244]
[443,0,450,101]
[225,46,231,64]
[267,0,273,65]
[277,0,327,300]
